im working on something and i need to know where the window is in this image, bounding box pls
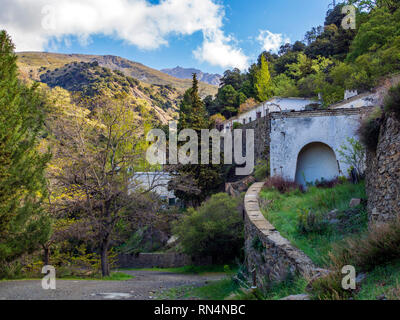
[257,112,261,119]
[169,198,176,206]
[243,119,246,124]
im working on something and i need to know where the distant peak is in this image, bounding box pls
[160,66,221,86]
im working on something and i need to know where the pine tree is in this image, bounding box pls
[179,74,209,131]
[255,55,272,102]
[169,74,224,207]
[0,31,51,273]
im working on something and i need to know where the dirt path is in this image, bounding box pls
[0,270,226,300]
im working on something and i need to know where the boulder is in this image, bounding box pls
[349,198,361,208]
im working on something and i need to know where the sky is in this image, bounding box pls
[0,0,336,74]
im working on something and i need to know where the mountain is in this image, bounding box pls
[16,52,218,97]
[160,66,221,86]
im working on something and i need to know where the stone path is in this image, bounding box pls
[0,270,226,300]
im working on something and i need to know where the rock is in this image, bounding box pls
[281,294,310,300]
[356,273,367,285]
[376,294,387,300]
[167,236,178,246]
[349,198,361,208]
[328,219,340,225]
[326,209,339,220]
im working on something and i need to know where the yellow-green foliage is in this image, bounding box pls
[16,52,217,97]
[255,55,272,101]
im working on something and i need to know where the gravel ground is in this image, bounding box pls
[0,270,225,300]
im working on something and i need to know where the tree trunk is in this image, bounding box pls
[100,240,110,277]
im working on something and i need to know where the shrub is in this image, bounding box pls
[253,159,269,182]
[311,217,400,300]
[297,209,327,234]
[358,116,382,153]
[314,178,341,189]
[173,193,243,263]
[264,176,301,194]
[337,137,366,179]
[384,83,400,121]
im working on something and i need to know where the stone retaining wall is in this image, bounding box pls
[244,183,324,289]
[117,253,212,269]
[366,114,400,224]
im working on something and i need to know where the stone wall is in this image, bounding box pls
[366,114,400,224]
[244,183,325,289]
[241,115,270,164]
[117,253,212,269]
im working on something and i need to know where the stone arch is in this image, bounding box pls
[295,142,339,187]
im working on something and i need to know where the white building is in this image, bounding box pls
[134,172,177,205]
[222,97,319,132]
[329,91,378,109]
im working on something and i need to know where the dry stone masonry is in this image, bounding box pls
[366,114,400,224]
[244,183,326,289]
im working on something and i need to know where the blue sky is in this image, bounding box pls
[1,0,335,74]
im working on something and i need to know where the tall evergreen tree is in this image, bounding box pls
[168,74,224,207]
[0,31,51,274]
[255,55,272,102]
[179,74,209,131]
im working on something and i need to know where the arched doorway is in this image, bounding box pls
[295,142,339,187]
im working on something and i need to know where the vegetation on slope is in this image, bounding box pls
[16,52,218,97]
[38,60,180,123]
[260,181,367,266]
[206,1,400,119]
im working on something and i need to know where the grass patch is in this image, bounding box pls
[121,265,236,275]
[264,276,308,300]
[61,272,134,281]
[356,260,400,300]
[157,278,240,300]
[311,218,400,300]
[260,182,367,266]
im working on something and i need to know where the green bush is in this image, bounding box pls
[358,116,382,152]
[384,83,400,121]
[173,193,243,263]
[297,209,327,235]
[253,159,269,182]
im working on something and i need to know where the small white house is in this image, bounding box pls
[329,92,378,110]
[134,172,177,205]
[222,97,318,132]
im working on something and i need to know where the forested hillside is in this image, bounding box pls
[206,0,400,121]
[17,52,218,97]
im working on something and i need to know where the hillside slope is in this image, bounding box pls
[16,52,217,97]
[37,60,181,124]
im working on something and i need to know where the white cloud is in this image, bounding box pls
[257,30,290,53]
[0,0,249,70]
[194,30,249,71]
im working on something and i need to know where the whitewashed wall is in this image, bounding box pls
[222,97,317,132]
[330,92,378,109]
[134,172,175,200]
[270,111,364,185]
